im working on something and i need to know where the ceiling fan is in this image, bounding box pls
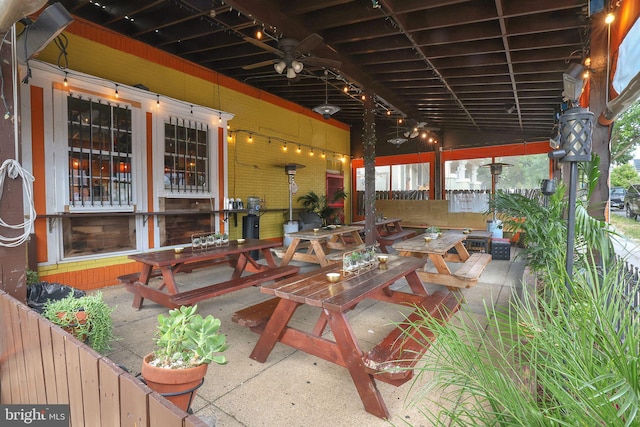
[242,33,342,79]
[402,122,438,138]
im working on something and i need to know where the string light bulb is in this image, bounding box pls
[218,112,222,123]
[321,151,326,158]
[605,13,614,24]
[310,148,314,156]
[248,134,253,142]
[283,142,287,151]
[343,85,349,93]
[115,84,119,98]
[63,72,68,87]
[156,94,160,108]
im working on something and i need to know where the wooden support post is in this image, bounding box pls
[0,27,27,302]
[363,90,376,248]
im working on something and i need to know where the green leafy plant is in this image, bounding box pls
[298,188,347,225]
[42,292,115,353]
[26,269,40,286]
[402,258,639,427]
[149,305,228,369]
[490,172,613,280]
[397,159,633,426]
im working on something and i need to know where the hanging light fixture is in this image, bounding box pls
[312,70,341,119]
[387,116,407,147]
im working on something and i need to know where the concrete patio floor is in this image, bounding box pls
[101,247,525,427]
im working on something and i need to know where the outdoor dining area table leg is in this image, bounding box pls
[249,298,390,419]
[325,310,390,419]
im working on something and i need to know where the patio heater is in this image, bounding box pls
[279,163,305,246]
[481,162,511,238]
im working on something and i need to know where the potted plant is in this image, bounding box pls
[298,188,347,226]
[42,292,115,353]
[141,305,228,411]
[425,226,440,239]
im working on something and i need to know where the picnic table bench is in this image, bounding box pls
[353,217,415,253]
[122,239,299,309]
[234,256,461,419]
[394,231,492,291]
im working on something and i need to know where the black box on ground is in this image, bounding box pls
[491,238,511,260]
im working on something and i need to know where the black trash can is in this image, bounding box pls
[242,215,260,259]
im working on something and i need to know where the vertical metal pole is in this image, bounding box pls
[288,175,294,223]
[565,161,578,294]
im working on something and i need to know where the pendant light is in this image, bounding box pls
[313,70,341,120]
[388,116,408,147]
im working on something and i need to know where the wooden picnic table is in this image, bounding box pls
[278,225,364,267]
[234,255,460,419]
[393,231,492,290]
[122,239,299,309]
[352,217,415,253]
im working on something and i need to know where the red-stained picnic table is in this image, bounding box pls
[121,239,299,309]
[233,255,460,419]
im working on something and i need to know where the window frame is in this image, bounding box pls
[152,103,220,203]
[54,88,142,214]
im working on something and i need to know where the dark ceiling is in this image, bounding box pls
[51,0,591,142]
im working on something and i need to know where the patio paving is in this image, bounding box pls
[101,246,525,427]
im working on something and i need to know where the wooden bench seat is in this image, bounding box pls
[169,265,299,306]
[117,257,236,286]
[377,229,416,253]
[453,253,492,282]
[271,241,311,259]
[324,243,367,263]
[231,297,280,331]
[416,252,492,291]
[363,291,460,386]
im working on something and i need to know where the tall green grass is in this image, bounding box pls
[403,259,639,426]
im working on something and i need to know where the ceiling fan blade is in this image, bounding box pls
[242,59,278,70]
[243,36,283,55]
[301,56,342,69]
[295,33,323,54]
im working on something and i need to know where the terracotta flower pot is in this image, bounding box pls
[57,310,88,342]
[141,353,208,412]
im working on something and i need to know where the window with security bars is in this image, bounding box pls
[67,95,133,207]
[164,118,209,193]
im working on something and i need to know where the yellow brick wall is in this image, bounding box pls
[33,22,351,288]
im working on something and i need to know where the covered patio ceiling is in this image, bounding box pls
[51,0,592,143]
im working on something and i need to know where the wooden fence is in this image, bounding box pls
[0,290,207,427]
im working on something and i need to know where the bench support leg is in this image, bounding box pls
[326,310,389,419]
[250,299,300,362]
